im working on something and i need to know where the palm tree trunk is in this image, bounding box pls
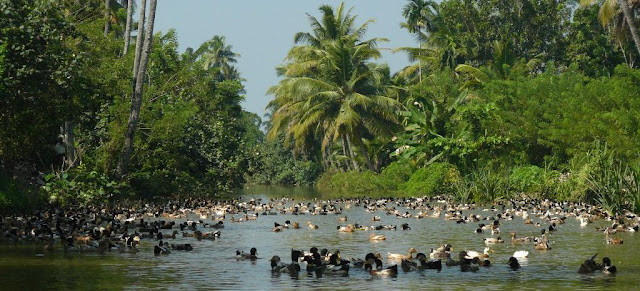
[123,0,133,55]
[132,0,146,80]
[618,0,640,57]
[341,136,352,171]
[345,135,360,172]
[62,121,76,168]
[103,0,111,36]
[116,0,157,178]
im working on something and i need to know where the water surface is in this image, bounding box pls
[1,186,639,290]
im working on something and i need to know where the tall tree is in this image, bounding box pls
[103,0,110,36]
[123,0,133,55]
[581,0,640,59]
[401,0,437,82]
[267,3,401,171]
[195,35,241,81]
[116,0,157,178]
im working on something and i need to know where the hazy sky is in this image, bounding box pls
[154,0,417,117]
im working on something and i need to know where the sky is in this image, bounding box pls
[153,0,418,117]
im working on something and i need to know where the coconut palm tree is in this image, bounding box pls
[401,0,439,82]
[581,0,640,58]
[194,35,240,81]
[267,3,401,171]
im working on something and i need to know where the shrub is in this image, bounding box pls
[0,174,42,213]
[380,161,417,186]
[43,165,127,207]
[510,165,545,193]
[403,162,460,196]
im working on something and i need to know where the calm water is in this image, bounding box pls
[1,185,639,290]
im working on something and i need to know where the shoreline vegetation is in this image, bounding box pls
[2,1,640,218]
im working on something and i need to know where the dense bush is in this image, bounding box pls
[246,136,322,186]
[403,162,460,196]
[510,165,545,194]
[317,170,391,194]
[43,166,127,206]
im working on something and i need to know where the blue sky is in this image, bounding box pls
[154,0,417,117]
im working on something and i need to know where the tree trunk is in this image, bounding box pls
[104,0,111,36]
[61,122,76,168]
[341,135,351,171]
[123,0,133,55]
[358,141,375,172]
[618,0,640,58]
[132,0,146,80]
[116,0,157,178]
[345,135,360,172]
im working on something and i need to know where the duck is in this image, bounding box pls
[491,225,501,235]
[375,225,397,230]
[158,230,179,240]
[388,247,417,260]
[118,241,140,253]
[306,221,318,229]
[237,247,259,260]
[337,225,355,233]
[578,253,600,274]
[605,230,623,244]
[211,221,225,229]
[171,243,193,251]
[513,250,529,259]
[194,230,220,240]
[579,216,589,227]
[483,237,504,244]
[401,223,411,230]
[401,258,419,272]
[325,253,350,275]
[154,240,170,255]
[430,244,452,259]
[460,262,479,272]
[366,261,398,276]
[339,216,348,222]
[273,222,286,232]
[510,232,531,243]
[534,233,551,250]
[372,216,381,221]
[270,255,300,273]
[369,233,386,241]
[508,257,520,270]
[291,222,300,229]
[534,241,551,250]
[465,247,492,259]
[602,257,617,274]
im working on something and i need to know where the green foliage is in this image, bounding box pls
[380,161,417,186]
[317,170,393,194]
[510,165,545,194]
[0,174,42,213]
[246,135,321,185]
[42,166,127,206]
[0,0,87,166]
[403,162,460,196]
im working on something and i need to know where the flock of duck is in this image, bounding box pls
[1,195,638,280]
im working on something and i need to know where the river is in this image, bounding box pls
[0,185,638,290]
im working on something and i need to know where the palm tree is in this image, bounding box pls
[581,0,640,58]
[117,0,157,178]
[267,3,401,171]
[123,0,133,55]
[401,0,438,82]
[195,35,240,81]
